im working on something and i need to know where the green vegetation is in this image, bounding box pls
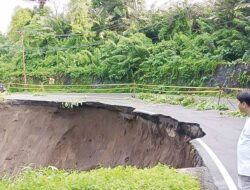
[0,0,249,87]
[0,94,4,102]
[8,83,136,93]
[138,93,229,111]
[0,165,200,190]
[138,93,248,118]
[228,110,248,118]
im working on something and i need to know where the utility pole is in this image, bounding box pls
[134,0,138,12]
[21,31,27,85]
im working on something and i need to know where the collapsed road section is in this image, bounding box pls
[0,100,205,175]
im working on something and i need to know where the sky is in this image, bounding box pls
[0,0,205,34]
[0,0,69,34]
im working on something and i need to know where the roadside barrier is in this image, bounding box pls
[7,83,245,95]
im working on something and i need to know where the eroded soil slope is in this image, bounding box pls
[0,101,205,174]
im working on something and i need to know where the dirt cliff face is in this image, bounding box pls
[0,101,205,175]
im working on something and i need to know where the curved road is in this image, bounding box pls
[5,93,246,190]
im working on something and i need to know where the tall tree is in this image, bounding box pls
[29,0,48,9]
[211,0,250,28]
[8,7,33,41]
[68,0,93,33]
[38,0,47,9]
[91,0,145,32]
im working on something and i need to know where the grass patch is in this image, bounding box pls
[0,165,200,190]
[138,93,229,111]
[138,93,248,118]
[32,92,46,96]
[0,93,5,102]
[227,110,247,118]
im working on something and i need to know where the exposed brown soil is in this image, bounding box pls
[0,101,205,175]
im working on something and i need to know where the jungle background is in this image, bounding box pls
[0,0,249,87]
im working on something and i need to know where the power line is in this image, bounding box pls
[0,19,161,51]
[0,26,129,50]
[13,10,165,39]
[0,16,248,52]
[25,41,104,57]
[16,19,126,38]
[21,18,247,40]
[0,21,128,51]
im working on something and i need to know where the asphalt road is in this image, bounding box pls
[5,93,246,190]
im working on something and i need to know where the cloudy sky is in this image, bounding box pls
[0,0,204,34]
[0,0,70,34]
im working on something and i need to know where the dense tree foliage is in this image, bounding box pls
[0,0,249,87]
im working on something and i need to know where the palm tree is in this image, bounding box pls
[27,0,48,9]
[212,0,250,27]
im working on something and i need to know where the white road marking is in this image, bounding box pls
[196,138,238,190]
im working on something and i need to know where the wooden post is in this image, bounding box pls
[217,86,222,106]
[132,82,136,98]
[21,31,27,85]
[134,0,138,11]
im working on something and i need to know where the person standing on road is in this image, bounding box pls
[237,90,250,190]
